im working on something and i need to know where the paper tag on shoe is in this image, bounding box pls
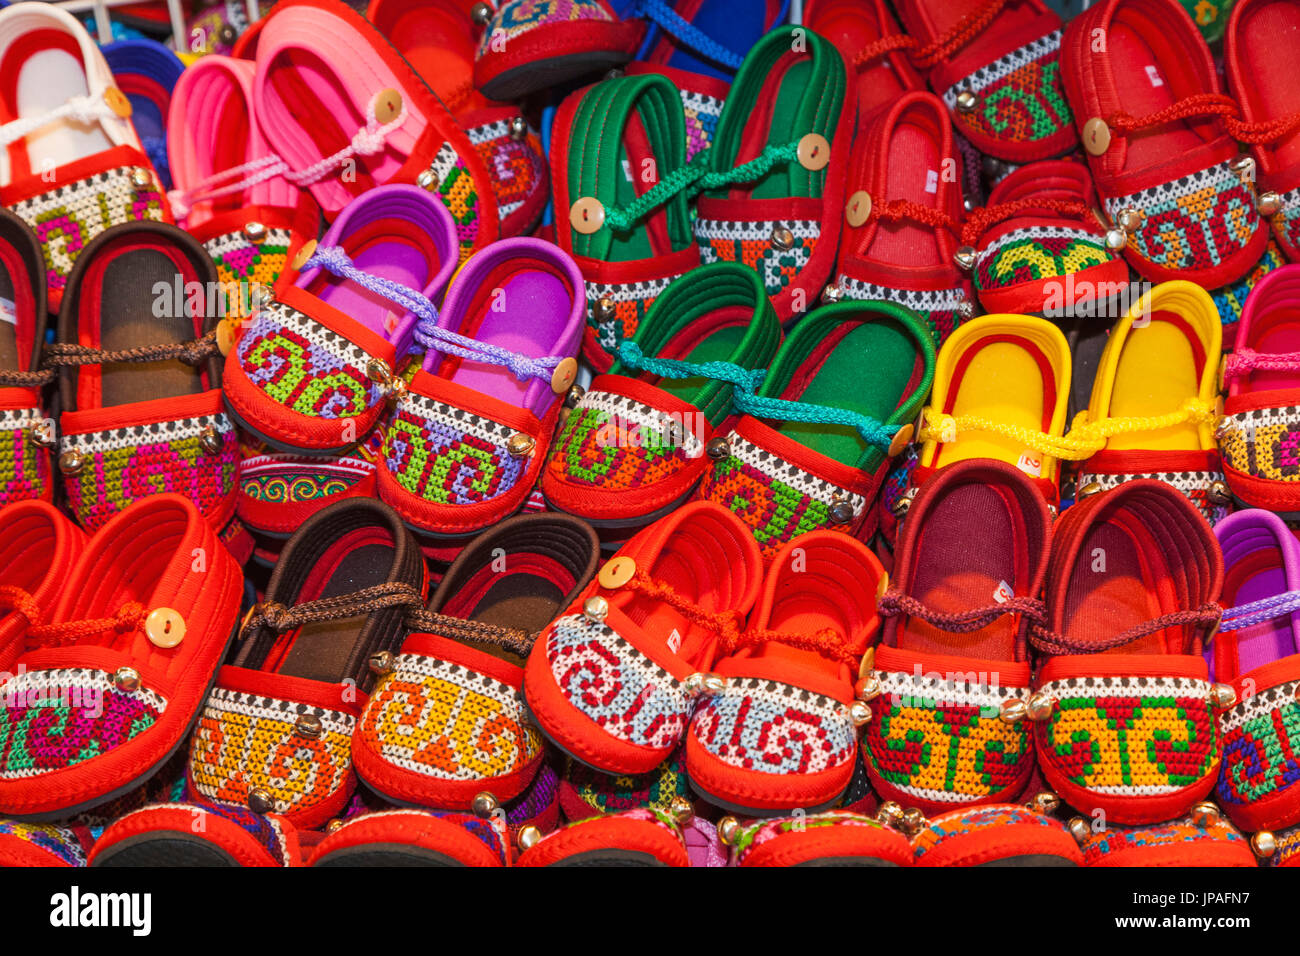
[0,297,14,327]
[667,628,682,654]
[993,580,1014,604]
[1017,449,1043,477]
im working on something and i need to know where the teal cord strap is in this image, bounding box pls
[616,340,766,391]
[732,389,900,453]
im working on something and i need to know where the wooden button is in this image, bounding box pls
[876,571,889,598]
[1082,118,1111,156]
[845,190,872,227]
[888,422,914,457]
[374,88,404,123]
[550,357,578,394]
[103,86,133,118]
[597,555,636,589]
[570,197,605,234]
[797,133,831,171]
[291,238,318,271]
[145,607,186,648]
[216,318,237,356]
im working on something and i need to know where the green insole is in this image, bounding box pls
[655,324,748,405]
[751,59,812,201]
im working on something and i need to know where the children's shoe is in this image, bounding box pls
[911,802,1084,867]
[908,314,1074,514]
[1073,280,1226,523]
[959,160,1131,318]
[0,493,242,820]
[685,532,884,814]
[1212,508,1300,836]
[0,2,169,310]
[53,221,244,555]
[376,237,584,539]
[252,0,498,256]
[472,0,644,102]
[1078,811,1257,866]
[1030,480,1224,825]
[514,807,689,866]
[694,26,853,323]
[187,497,426,829]
[559,746,692,819]
[524,501,763,775]
[724,810,914,867]
[861,459,1051,813]
[0,209,51,506]
[697,300,934,559]
[366,0,548,238]
[1217,264,1300,515]
[89,802,299,867]
[892,0,1077,163]
[102,39,185,192]
[804,0,925,122]
[353,513,599,809]
[167,54,318,318]
[308,808,510,866]
[1061,0,1266,288]
[543,262,779,532]
[0,820,92,867]
[551,72,702,369]
[0,499,84,673]
[223,184,459,455]
[831,91,971,348]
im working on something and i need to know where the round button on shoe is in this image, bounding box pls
[888,423,914,458]
[845,191,872,227]
[570,197,606,235]
[597,556,637,590]
[216,318,237,357]
[550,357,578,394]
[103,86,133,118]
[797,133,831,171]
[145,607,186,648]
[291,239,318,271]
[374,88,404,123]
[1083,118,1111,156]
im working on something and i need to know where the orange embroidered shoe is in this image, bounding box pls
[911,800,1084,866]
[352,513,599,810]
[0,493,242,820]
[0,499,84,674]
[1078,811,1257,866]
[1030,480,1224,825]
[523,501,763,775]
[685,531,886,815]
[514,807,690,867]
[89,802,300,867]
[306,808,510,866]
[723,809,914,867]
[186,497,426,830]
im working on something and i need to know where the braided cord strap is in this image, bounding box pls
[1069,398,1218,444]
[242,582,424,636]
[0,585,42,628]
[1029,602,1222,655]
[615,340,766,390]
[630,0,747,69]
[280,91,407,188]
[0,368,56,387]
[1223,348,1300,380]
[406,608,535,659]
[0,93,118,147]
[733,388,900,453]
[25,602,147,648]
[623,569,746,646]
[1220,591,1300,633]
[721,627,859,668]
[877,588,1045,634]
[919,407,1101,461]
[41,330,220,370]
[960,198,1096,248]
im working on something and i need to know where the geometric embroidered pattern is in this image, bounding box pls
[912,804,1062,860]
[0,667,168,779]
[235,298,384,422]
[1213,238,1286,330]
[1080,814,1246,865]
[696,430,866,560]
[1266,822,1300,868]
[61,408,238,531]
[862,666,1032,804]
[357,651,543,782]
[547,388,704,493]
[203,226,291,320]
[1274,185,1300,258]
[0,819,87,866]
[689,677,856,777]
[1219,405,1300,488]
[696,217,819,298]
[974,226,1112,290]
[1035,673,1218,795]
[383,388,527,506]
[1102,159,1260,272]
[428,141,483,264]
[467,118,544,224]
[188,686,355,820]
[0,405,50,506]
[940,30,1073,148]
[478,0,614,55]
[239,453,373,503]
[681,89,724,162]
[1217,677,1300,810]
[836,274,966,348]
[544,613,691,752]
[9,163,166,299]
[564,745,691,815]
[1074,465,1228,525]
[585,274,681,354]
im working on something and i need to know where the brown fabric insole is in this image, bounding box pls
[0,267,17,371]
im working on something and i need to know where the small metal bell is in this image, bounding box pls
[705,436,732,461]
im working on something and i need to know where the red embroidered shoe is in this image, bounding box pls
[187,497,426,830]
[53,221,244,557]
[472,0,644,102]
[0,499,84,673]
[723,809,914,867]
[1078,812,1256,866]
[515,807,689,866]
[0,208,51,507]
[959,160,1130,318]
[89,802,300,867]
[831,91,971,349]
[559,744,692,819]
[1030,480,1224,825]
[543,262,779,533]
[353,513,599,810]
[222,183,459,455]
[911,800,1084,866]
[0,493,242,820]
[861,459,1052,814]
[685,532,886,815]
[1061,0,1267,288]
[694,25,853,324]
[523,501,763,775]
[892,0,1077,163]
[695,299,934,559]
[0,819,92,866]
[366,0,548,238]
[0,2,169,311]
[804,0,925,122]
[376,237,585,539]
[1072,280,1227,524]
[251,0,499,257]
[307,808,510,866]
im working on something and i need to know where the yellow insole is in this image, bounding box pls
[1106,321,1200,452]
[935,343,1047,470]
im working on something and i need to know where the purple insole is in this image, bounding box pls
[1223,564,1297,674]
[314,239,432,339]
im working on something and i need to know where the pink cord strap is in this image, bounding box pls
[1028,602,1222,656]
[168,153,290,219]
[1223,347,1300,380]
[280,91,409,188]
[876,589,1045,633]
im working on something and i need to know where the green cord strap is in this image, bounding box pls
[616,340,767,391]
[732,389,900,453]
[603,141,801,233]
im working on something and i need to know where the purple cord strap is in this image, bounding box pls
[305,246,568,384]
[1219,590,1300,632]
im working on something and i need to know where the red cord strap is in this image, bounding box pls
[908,0,1012,69]
[720,627,860,668]
[622,569,746,648]
[1108,92,1300,145]
[960,198,1097,247]
[868,198,961,235]
[853,32,919,69]
[877,588,1046,633]
[1028,602,1222,656]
